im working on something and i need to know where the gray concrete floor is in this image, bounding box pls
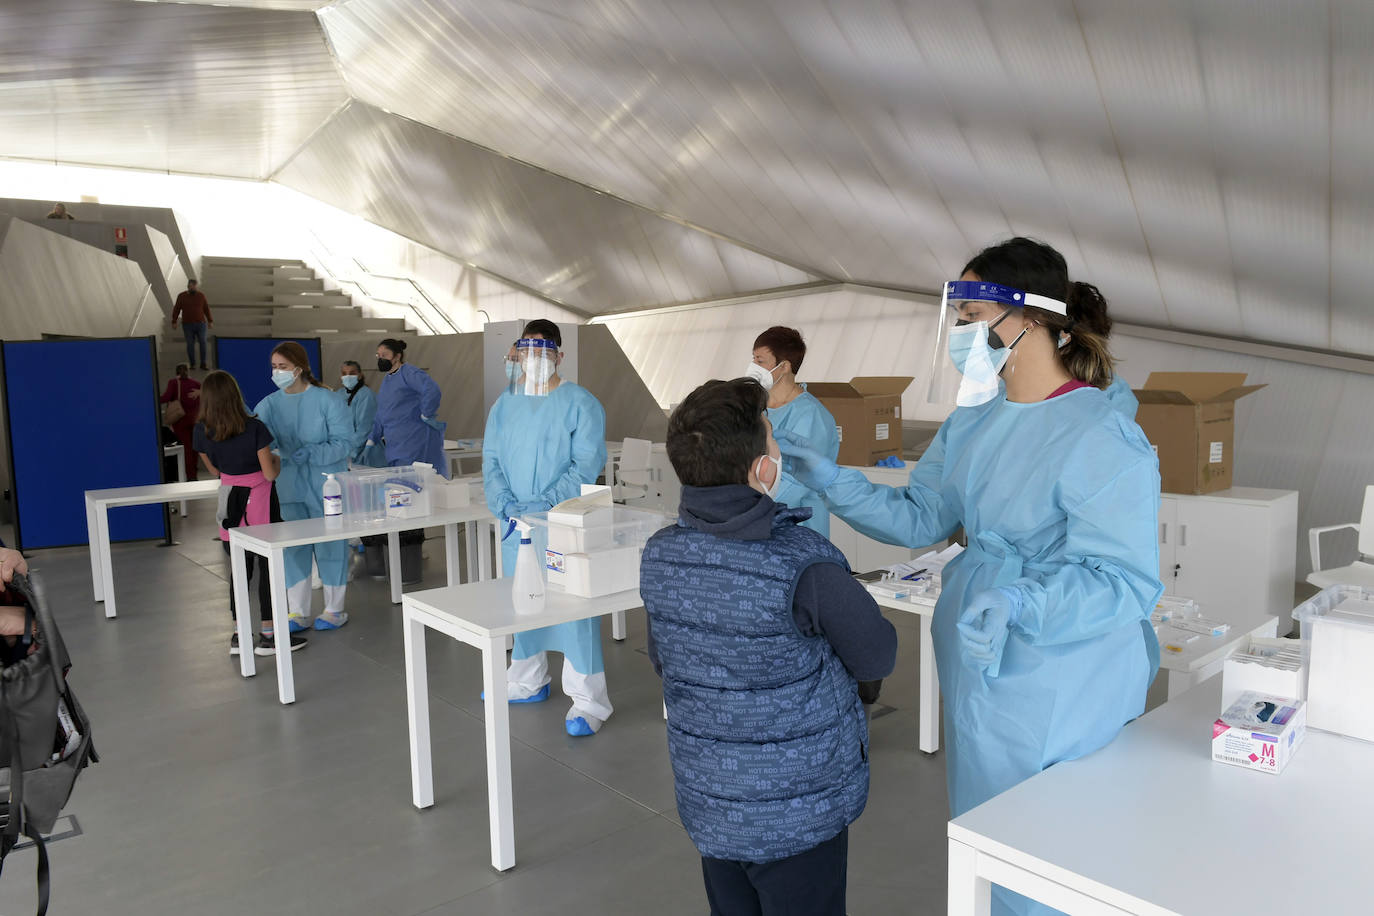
[0,509,950,915]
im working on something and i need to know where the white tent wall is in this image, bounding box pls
[596,286,956,424]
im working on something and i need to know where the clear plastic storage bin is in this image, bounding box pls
[335,465,435,522]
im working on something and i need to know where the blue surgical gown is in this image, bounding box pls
[483,382,609,673]
[370,363,450,478]
[1104,374,1139,420]
[767,388,839,537]
[820,387,1161,916]
[255,385,354,587]
[335,384,378,464]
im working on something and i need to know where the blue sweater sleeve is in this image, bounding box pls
[792,563,898,681]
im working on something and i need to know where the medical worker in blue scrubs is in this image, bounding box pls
[255,341,354,631]
[483,320,611,736]
[778,238,1162,916]
[336,360,379,465]
[368,338,450,477]
[747,326,839,537]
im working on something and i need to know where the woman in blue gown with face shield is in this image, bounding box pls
[778,238,1163,916]
[483,320,611,736]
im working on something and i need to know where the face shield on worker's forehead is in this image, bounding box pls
[926,280,1068,407]
[511,338,558,396]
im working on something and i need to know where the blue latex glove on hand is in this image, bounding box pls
[502,501,521,520]
[290,447,309,463]
[773,429,840,492]
[421,415,446,431]
[957,587,1023,677]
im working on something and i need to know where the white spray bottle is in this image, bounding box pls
[510,517,546,614]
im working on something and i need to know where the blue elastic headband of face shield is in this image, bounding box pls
[516,338,558,352]
[942,280,1067,316]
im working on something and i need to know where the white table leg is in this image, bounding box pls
[268,547,295,705]
[444,523,460,586]
[483,633,516,871]
[388,531,403,604]
[611,611,627,641]
[86,496,104,603]
[919,611,940,754]
[465,520,478,583]
[404,609,434,809]
[231,540,256,678]
[176,451,188,517]
[97,505,117,619]
[1167,669,1198,701]
[947,838,992,915]
[479,520,494,581]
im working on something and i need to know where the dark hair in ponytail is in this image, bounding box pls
[378,338,407,363]
[962,237,1116,389]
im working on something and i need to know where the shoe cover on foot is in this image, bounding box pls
[314,611,348,630]
[479,683,551,704]
[565,714,602,737]
[287,615,311,633]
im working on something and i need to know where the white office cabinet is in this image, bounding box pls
[1158,488,1298,626]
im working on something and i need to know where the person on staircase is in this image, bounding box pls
[367,338,450,478]
[254,342,353,632]
[159,363,201,481]
[171,279,214,370]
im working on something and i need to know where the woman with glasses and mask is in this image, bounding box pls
[778,237,1162,916]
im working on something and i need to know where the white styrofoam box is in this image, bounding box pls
[545,544,640,597]
[1306,600,1374,742]
[1222,654,1306,712]
[431,478,473,509]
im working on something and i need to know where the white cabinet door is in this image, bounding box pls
[1158,496,1179,595]
[1172,501,1268,617]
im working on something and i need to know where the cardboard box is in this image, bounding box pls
[808,377,913,467]
[1133,372,1265,494]
[1212,691,1306,775]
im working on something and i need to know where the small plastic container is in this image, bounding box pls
[530,507,672,597]
[335,464,435,522]
[1289,584,1374,741]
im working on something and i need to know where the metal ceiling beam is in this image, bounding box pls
[1115,321,1374,376]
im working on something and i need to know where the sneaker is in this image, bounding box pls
[255,632,308,656]
[313,611,348,630]
[230,633,242,656]
[287,614,311,633]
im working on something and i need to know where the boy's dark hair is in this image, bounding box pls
[752,326,807,375]
[521,319,562,348]
[666,378,768,487]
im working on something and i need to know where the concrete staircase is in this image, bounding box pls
[156,256,410,382]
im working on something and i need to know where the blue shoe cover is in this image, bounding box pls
[565,716,597,737]
[287,615,310,633]
[479,684,551,704]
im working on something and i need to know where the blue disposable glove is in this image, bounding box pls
[290,447,309,463]
[421,415,446,431]
[773,429,840,492]
[502,501,521,520]
[957,587,1024,677]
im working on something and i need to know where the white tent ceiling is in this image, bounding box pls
[2,0,1371,351]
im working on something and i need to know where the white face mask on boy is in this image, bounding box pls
[755,454,783,500]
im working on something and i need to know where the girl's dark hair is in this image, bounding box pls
[271,341,326,388]
[962,237,1115,388]
[378,338,407,362]
[342,360,366,405]
[199,371,252,442]
[752,326,807,375]
[666,379,768,487]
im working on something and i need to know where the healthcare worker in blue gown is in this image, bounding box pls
[367,338,450,478]
[255,341,355,631]
[778,238,1163,916]
[336,360,380,465]
[747,325,839,537]
[483,320,611,736]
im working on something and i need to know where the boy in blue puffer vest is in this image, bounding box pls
[640,377,898,916]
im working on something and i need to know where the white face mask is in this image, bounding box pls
[746,362,780,391]
[526,355,556,383]
[341,375,360,390]
[755,454,783,500]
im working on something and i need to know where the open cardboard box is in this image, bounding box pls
[807,377,913,467]
[1133,372,1265,494]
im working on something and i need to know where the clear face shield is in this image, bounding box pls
[510,338,559,396]
[926,280,1067,408]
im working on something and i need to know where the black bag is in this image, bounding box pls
[0,572,97,916]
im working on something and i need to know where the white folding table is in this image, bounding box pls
[1157,611,1281,700]
[871,591,941,754]
[402,579,644,872]
[162,443,191,516]
[230,505,499,704]
[947,678,1374,915]
[85,480,222,617]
